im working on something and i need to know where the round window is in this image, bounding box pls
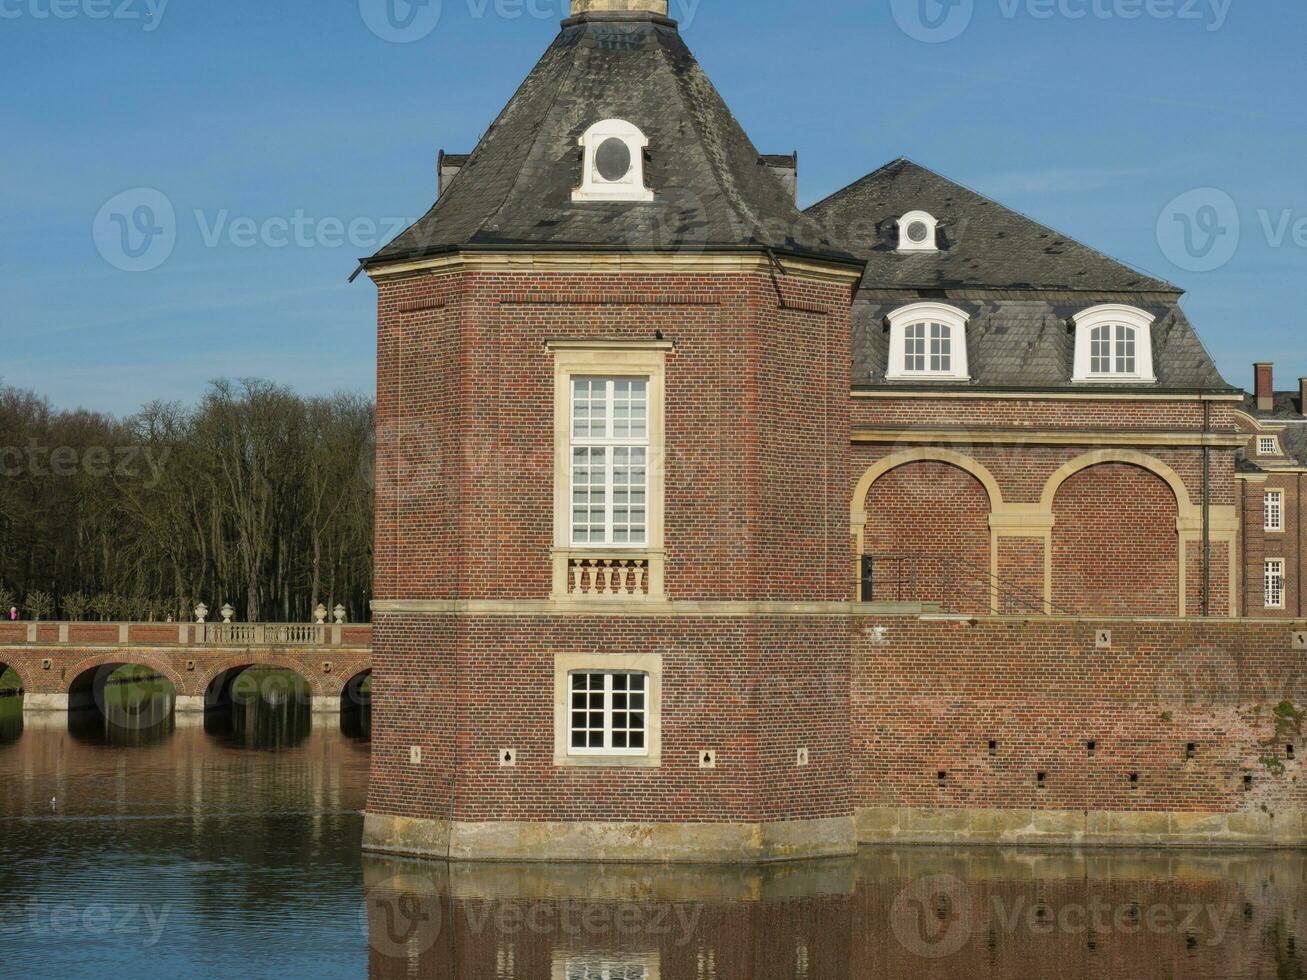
[594,137,633,183]
[906,220,931,244]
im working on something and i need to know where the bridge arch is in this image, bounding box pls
[199,659,321,711]
[0,659,31,695]
[65,653,186,699]
[342,668,372,709]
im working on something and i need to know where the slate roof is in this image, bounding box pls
[806,158,1178,293]
[1240,392,1307,466]
[851,298,1232,393]
[366,11,855,268]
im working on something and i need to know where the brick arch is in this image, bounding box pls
[0,661,30,700]
[859,458,994,614]
[65,653,188,696]
[1051,461,1181,616]
[853,448,1004,522]
[1040,450,1193,516]
[197,657,325,700]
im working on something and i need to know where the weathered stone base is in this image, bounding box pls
[22,693,68,712]
[363,812,857,864]
[175,695,205,713]
[856,806,1307,848]
[311,695,341,714]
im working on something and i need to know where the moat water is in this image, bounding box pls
[0,669,1304,979]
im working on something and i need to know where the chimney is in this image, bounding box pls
[762,152,798,205]
[437,150,468,198]
[571,0,669,13]
[1255,362,1274,413]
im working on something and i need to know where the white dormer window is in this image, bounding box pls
[886,303,970,382]
[573,119,653,203]
[1259,436,1281,456]
[897,210,939,252]
[1072,305,1157,383]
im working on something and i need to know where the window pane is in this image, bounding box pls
[1115,325,1136,374]
[613,379,648,439]
[929,322,952,372]
[572,378,607,438]
[571,447,607,545]
[612,447,648,544]
[1090,325,1111,374]
[904,323,926,372]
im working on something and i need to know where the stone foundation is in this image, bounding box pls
[363,813,856,864]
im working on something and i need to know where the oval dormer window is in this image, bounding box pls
[595,138,633,182]
[574,119,654,203]
[897,210,939,252]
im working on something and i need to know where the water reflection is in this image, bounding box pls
[203,666,313,749]
[2,686,1304,980]
[361,850,1307,979]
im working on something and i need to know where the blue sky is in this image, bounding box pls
[2,0,1304,415]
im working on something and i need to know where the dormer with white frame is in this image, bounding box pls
[885,302,971,382]
[896,210,940,252]
[1072,304,1157,384]
[573,118,654,203]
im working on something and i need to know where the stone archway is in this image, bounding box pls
[1047,456,1183,616]
[853,450,1002,614]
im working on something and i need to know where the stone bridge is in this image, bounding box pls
[0,621,372,715]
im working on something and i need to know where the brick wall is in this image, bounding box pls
[1240,474,1305,619]
[862,461,991,614]
[366,613,850,826]
[374,269,853,604]
[1052,462,1179,616]
[853,617,1307,817]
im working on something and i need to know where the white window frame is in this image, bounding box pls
[554,652,662,768]
[1266,489,1285,533]
[1265,558,1286,609]
[569,377,649,547]
[566,670,649,757]
[1072,305,1157,383]
[1259,436,1282,457]
[885,302,970,382]
[573,119,654,203]
[549,341,668,600]
[896,210,940,253]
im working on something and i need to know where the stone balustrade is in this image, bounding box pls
[0,621,373,648]
[567,557,650,597]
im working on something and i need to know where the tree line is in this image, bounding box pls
[0,379,374,623]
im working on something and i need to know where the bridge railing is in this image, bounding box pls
[0,621,373,648]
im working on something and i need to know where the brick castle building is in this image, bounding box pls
[360,0,1306,862]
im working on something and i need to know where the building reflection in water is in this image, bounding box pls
[362,848,1306,980]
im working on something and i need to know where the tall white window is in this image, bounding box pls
[569,671,647,756]
[1259,436,1281,456]
[886,303,970,381]
[1073,306,1156,383]
[1266,490,1285,532]
[1266,559,1286,609]
[571,377,648,546]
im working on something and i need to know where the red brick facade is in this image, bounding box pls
[363,259,1305,859]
